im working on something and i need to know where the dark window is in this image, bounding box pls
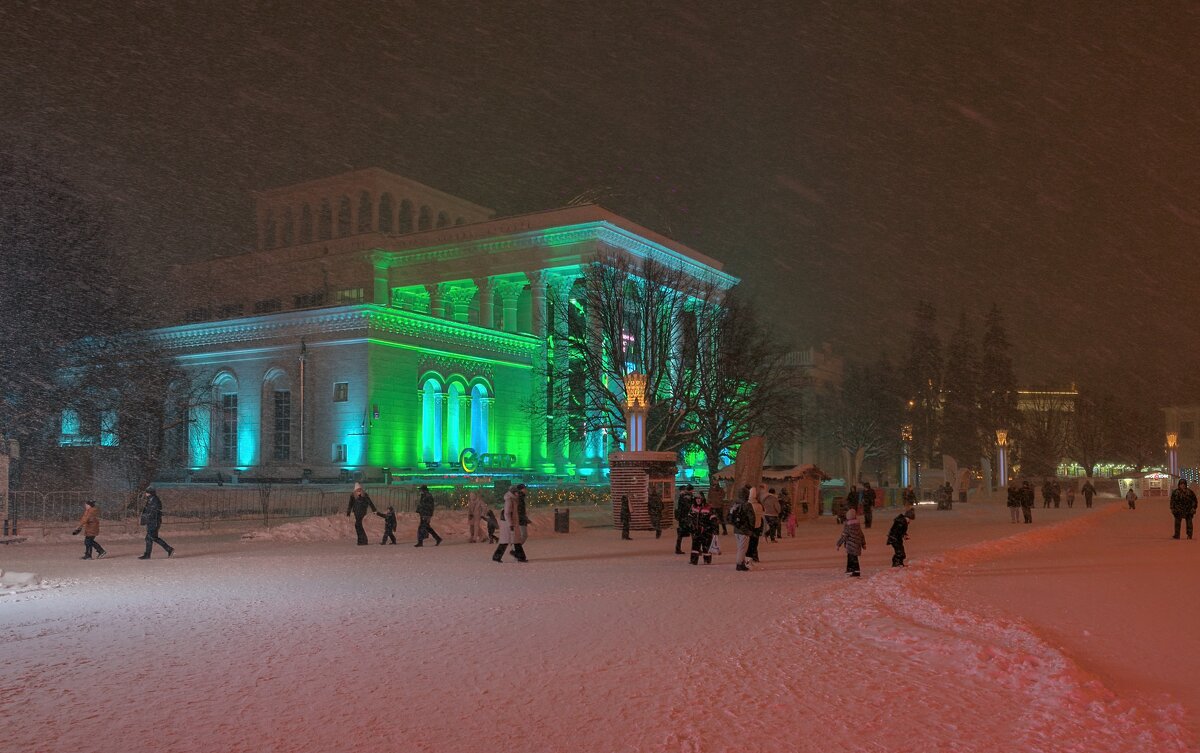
[398,199,414,233]
[357,191,373,233]
[333,382,349,402]
[436,210,450,228]
[217,303,245,318]
[253,298,282,314]
[333,288,364,305]
[318,200,333,240]
[220,393,238,462]
[293,291,326,309]
[418,205,432,231]
[378,193,394,232]
[332,443,347,463]
[337,195,352,237]
[184,307,211,322]
[299,204,313,243]
[263,208,276,249]
[280,208,294,246]
[273,390,291,461]
[454,216,464,226]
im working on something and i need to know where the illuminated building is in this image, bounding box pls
[155,169,736,482]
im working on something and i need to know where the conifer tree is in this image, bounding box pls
[978,303,1020,460]
[902,301,943,466]
[940,310,982,466]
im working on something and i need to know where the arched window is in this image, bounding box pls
[398,199,414,233]
[262,369,292,463]
[357,191,373,233]
[418,205,432,231]
[378,193,394,232]
[455,216,465,226]
[318,199,333,240]
[421,377,444,465]
[436,210,450,228]
[470,383,490,454]
[446,381,463,462]
[263,208,276,249]
[213,372,239,464]
[299,204,313,243]
[281,207,294,247]
[337,195,352,237]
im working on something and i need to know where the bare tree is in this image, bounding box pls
[687,291,806,479]
[547,254,726,454]
[815,361,905,481]
[1068,392,1119,478]
[1017,391,1073,477]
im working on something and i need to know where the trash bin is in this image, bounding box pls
[553,507,569,533]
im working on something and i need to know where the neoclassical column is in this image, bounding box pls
[526,270,549,471]
[495,281,524,333]
[475,277,496,328]
[545,274,577,472]
[372,255,391,306]
[444,282,478,324]
[425,283,444,318]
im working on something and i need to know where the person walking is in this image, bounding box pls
[72,499,106,559]
[414,484,442,547]
[138,487,175,559]
[512,483,531,561]
[886,504,915,567]
[1082,480,1096,509]
[730,494,754,571]
[861,482,877,528]
[902,484,917,508]
[1052,479,1062,509]
[1020,479,1035,524]
[1126,487,1138,510]
[836,508,867,577]
[375,505,398,545]
[745,486,765,563]
[1066,487,1076,509]
[1170,479,1197,540]
[688,494,719,565]
[619,495,632,540]
[845,484,860,516]
[781,490,796,538]
[761,487,781,542]
[345,482,377,546]
[647,489,664,539]
[1041,479,1053,509]
[674,485,695,555]
[493,484,522,562]
[467,491,488,543]
[1006,483,1022,523]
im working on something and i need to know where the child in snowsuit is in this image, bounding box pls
[688,496,719,565]
[376,506,398,544]
[886,505,914,567]
[836,508,867,577]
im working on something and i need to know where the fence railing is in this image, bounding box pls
[0,482,610,536]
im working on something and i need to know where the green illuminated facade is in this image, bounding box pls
[155,169,735,482]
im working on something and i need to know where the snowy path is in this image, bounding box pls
[1,502,1195,752]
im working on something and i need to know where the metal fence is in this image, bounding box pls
[0,482,609,536]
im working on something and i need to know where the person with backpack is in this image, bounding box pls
[72,499,106,560]
[674,485,695,555]
[138,486,175,559]
[836,508,866,577]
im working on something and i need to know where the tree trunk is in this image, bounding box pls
[733,436,765,498]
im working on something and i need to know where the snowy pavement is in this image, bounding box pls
[1,500,1196,753]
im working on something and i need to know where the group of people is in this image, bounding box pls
[70,486,176,561]
[1006,478,1100,523]
[346,482,505,550]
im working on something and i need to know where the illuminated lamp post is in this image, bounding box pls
[1167,432,1179,478]
[625,372,648,452]
[995,429,1009,490]
[900,424,913,488]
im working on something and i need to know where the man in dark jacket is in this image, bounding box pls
[1006,483,1021,524]
[1081,480,1096,509]
[674,485,695,555]
[646,490,663,539]
[1169,479,1198,540]
[619,495,632,540]
[861,482,877,529]
[138,487,175,559]
[886,504,915,567]
[414,484,442,547]
[1020,480,1035,524]
[345,482,377,545]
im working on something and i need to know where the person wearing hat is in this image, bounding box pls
[72,499,106,560]
[886,503,915,567]
[414,484,442,547]
[1169,478,1197,540]
[835,507,866,577]
[138,486,175,559]
[345,482,377,546]
[673,484,695,555]
[493,483,528,562]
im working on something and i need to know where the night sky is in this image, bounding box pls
[4,2,1200,407]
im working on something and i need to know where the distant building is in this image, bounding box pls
[123,168,736,483]
[764,344,843,476]
[1162,405,1199,481]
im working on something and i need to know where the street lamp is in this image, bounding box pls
[1167,432,1179,477]
[900,424,913,487]
[625,372,648,452]
[995,429,1009,489]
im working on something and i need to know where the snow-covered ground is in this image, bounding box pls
[1,497,1196,753]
